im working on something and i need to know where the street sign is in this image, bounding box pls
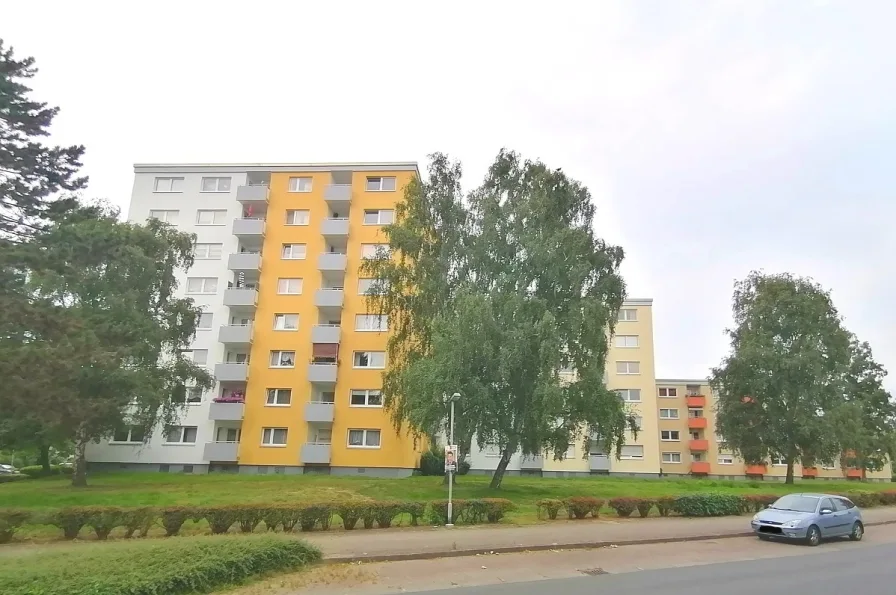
[445,444,458,472]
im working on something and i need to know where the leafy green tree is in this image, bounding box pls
[365,150,629,488]
[711,272,853,483]
[1,208,213,486]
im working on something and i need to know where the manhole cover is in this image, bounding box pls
[580,568,609,576]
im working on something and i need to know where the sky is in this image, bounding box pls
[6,0,896,389]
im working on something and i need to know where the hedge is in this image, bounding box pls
[17,464,73,478]
[0,534,321,595]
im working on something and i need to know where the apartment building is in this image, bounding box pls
[86,163,424,476]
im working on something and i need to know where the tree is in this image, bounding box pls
[831,338,895,477]
[0,208,213,486]
[711,271,853,483]
[365,150,630,489]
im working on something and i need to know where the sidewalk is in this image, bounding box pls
[306,506,896,562]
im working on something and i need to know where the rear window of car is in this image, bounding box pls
[836,497,855,509]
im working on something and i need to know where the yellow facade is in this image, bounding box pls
[236,168,422,473]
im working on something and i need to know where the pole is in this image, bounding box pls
[447,398,455,527]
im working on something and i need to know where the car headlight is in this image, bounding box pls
[752,514,760,522]
[783,520,802,528]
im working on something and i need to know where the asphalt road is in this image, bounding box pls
[417,540,896,595]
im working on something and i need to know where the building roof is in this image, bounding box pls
[133,162,421,175]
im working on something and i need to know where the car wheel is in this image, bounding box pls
[806,525,821,547]
[849,521,864,542]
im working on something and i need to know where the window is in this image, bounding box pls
[148,209,179,223]
[835,497,856,510]
[355,314,389,332]
[281,243,307,260]
[262,427,288,446]
[617,389,641,402]
[285,209,310,225]
[659,408,679,419]
[615,335,639,348]
[112,426,145,443]
[200,177,232,192]
[194,243,223,260]
[166,426,198,444]
[312,428,332,444]
[363,209,395,225]
[347,429,382,448]
[318,391,336,404]
[630,416,643,430]
[269,351,295,368]
[620,445,644,459]
[277,278,303,295]
[617,308,637,322]
[366,176,396,192]
[658,387,678,398]
[265,389,292,406]
[197,313,213,330]
[350,389,383,407]
[273,314,299,331]
[772,456,787,466]
[154,177,184,192]
[688,408,704,418]
[195,210,228,225]
[358,278,389,294]
[216,427,240,443]
[662,452,682,464]
[361,243,391,259]
[191,350,209,365]
[353,351,386,369]
[186,277,218,294]
[661,430,680,441]
[616,361,640,375]
[288,177,312,192]
[822,462,837,470]
[185,387,203,403]
[717,454,734,465]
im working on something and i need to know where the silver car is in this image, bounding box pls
[750,493,864,546]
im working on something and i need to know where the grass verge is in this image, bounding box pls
[0,534,320,595]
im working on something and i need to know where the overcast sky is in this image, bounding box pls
[6,0,895,389]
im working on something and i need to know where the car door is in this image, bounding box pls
[817,498,838,535]
[833,498,857,535]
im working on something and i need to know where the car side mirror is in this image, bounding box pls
[820,508,833,515]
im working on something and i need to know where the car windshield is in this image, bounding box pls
[770,495,820,513]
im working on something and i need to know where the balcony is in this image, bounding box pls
[305,402,335,423]
[214,363,248,382]
[307,362,338,384]
[846,468,863,479]
[315,289,344,308]
[301,443,332,464]
[686,395,706,407]
[321,217,349,237]
[311,325,341,344]
[232,218,265,237]
[203,441,239,462]
[208,402,245,421]
[520,455,543,470]
[802,467,819,478]
[745,464,767,476]
[223,288,258,308]
[236,185,269,204]
[589,454,611,472]
[218,324,253,345]
[689,439,709,451]
[688,417,708,429]
[318,253,347,272]
[324,184,352,205]
[228,252,261,272]
[691,461,711,475]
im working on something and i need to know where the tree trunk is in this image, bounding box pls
[71,427,89,488]
[489,449,513,489]
[785,460,795,484]
[38,443,51,473]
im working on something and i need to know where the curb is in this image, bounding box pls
[323,518,896,564]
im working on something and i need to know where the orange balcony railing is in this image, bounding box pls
[745,464,767,476]
[688,417,708,429]
[689,439,709,451]
[846,468,863,479]
[802,467,819,478]
[686,395,706,407]
[691,461,711,474]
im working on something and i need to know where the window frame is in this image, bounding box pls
[360,243,392,260]
[200,177,232,193]
[662,452,682,464]
[614,335,639,348]
[193,243,223,260]
[281,243,307,260]
[659,408,679,419]
[165,425,198,445]
[619,445,644,460]
[349,389,383,408]
[365,176,396,192]
[195,210,228,226]
[265,388,292,407]
[272,313,300,331]
[261,427,289,447]
[185,277,218,295]
[276,278,303,295]
[285,209,311,225]
[658,387,678,398]
[617,308,637,322]
[617,388,641,402]
[660,430,681,442]
[148,209,179,223]
[287,176,313,193]
[111,426,145,444]
[615,361,640,375]
[191,349,209,366]
[153,177,184,193]
[269,350,296,368]
[717,454,735,465]
[363,209,395,225]
[354,314,389,332]
[347,428,382,448]
[196,312,214,330]
[353,351,386,369]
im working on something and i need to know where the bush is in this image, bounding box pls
[402,501,426,526]
[419,447,445,476]
[0,474,28,484]
[742,494,778,513]
[369,501,404,528]
[844,491,878,508]
[0,534,321,595]
[655,496,676,517]
[878,490,896,506]
[160,506,196,537]
[466,498,515,523]
[18,464,73,478]
[0,509,30,544]
[636,499,655,518]
[47,506,93,539]
[122,507,156,538]
[86,506,127,540]
[297,504,332,531]
[608,497,640,518]
[536,498,564,520]
[564,496,602,519]
[673,493,744,517]
[428,499,469,524]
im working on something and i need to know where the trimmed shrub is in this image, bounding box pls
[298,504,332,531]
[655,496,676,517]
[428,499,469,524]
[280,506,303,533]
[0,534,321,595]
[86,506,127,540]
[335,502,364,530]
[636,499,654,518]
[467,498,515,523]
[160,506,195,537]
[47,507,93,539]
[564,496,602,519]
[236,505,264,533]
[372,501,404,528]
[261,505,285,532]
[673,493,744,517]
[18,465,73,478]
[536,498,564,520]
[402,501,426,526]
[0,509,30,544]
[844,491,878,508]
[742,494,778,513]
[419,447,445,476]
[608,497,640,518]
[122,507,156,538]
[878,490,896,506]
[202,506,239,534]
[0,474,28,484]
